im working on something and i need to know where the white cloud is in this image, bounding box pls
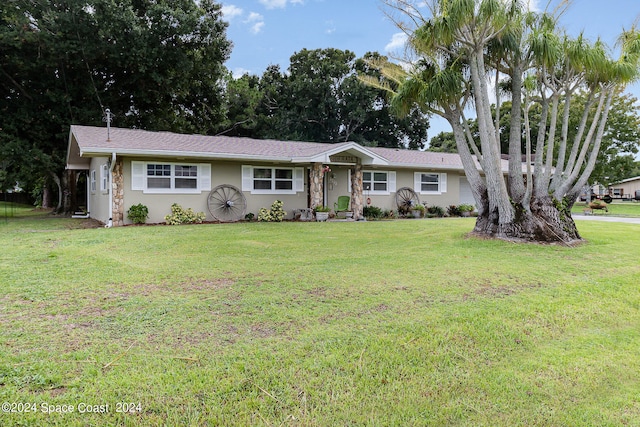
[221,5,243,20]
[259,0,287,8]
[526,0,541,12]
[250,21,265,34]
[325,20,336,35]
[385,32,408,52]
[232,67,252,78]
[245,12,265,34]
[246,12,263,22]
[258,0,303,9]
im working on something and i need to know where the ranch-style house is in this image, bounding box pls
[66,125,500,225]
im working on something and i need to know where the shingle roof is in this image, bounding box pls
[68,125,496,171]
[368,146,465,168]
[70,125,338,159]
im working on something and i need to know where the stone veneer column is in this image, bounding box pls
[309,162,324,209]
[351,161,363,220]
[111,158,125,226]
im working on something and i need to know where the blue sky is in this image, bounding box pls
[221,0,640,138]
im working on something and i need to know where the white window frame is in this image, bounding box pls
[100,164,109,193]
[242,165,304,195]
[414,172,447,195]
[90,170,97,194]
[131,161,211,194]
[362,170,396,195]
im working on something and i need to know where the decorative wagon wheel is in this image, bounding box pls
[207,184,247,222]
[395,187,420,215]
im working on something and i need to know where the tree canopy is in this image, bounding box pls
[219,49,430,149]
[0,0,231,207]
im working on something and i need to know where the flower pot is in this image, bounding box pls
[315,212,329,221]
[411,209,422,218]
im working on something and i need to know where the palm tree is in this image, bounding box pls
[375,0,639,243]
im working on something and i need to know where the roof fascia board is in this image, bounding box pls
[66,163,90,170]
[79,148,295,163]
[619,176,640,183]
[80,142,391,165]
[389,163,468,171]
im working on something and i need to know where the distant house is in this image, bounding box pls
[66,125,496,225]
[608,176,640,200]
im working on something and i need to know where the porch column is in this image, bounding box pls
[351,161,363,220]
[310,162,324,208]
[112,157,125,226]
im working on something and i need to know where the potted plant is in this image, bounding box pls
[588,199,609,212]
[458,204,475,217]
[314,205,330,221]
[411,203,425,218]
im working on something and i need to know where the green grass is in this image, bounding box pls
[1,208,640,426]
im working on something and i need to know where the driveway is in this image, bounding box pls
[573,214,640,225]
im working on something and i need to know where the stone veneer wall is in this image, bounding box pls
[350,162,363,220]
[309,162,324,209]
[111,158,124,226]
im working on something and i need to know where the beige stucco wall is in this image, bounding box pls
[110,157,472,224]
[121,159,310,224]
[325,166,351,209]
[88,157,111,224]
[615,178,640,198]
[327,166,464,212]
[411,170,463,209]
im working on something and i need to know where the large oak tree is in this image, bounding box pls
[220,49,430,149]
[1,0,230,210]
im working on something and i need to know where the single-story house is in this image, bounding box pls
[608,176,640,200]
[66,125,497,226]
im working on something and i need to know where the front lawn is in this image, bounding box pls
[1,209,639,426]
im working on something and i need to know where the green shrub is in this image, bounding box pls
[427,205,445,217]
[383,209,396,219]
[257,208,271,222]
[447,205,462,217]
[258,200,285,222]
[127,203,149,224]
[363,205,383,219]
[164,203,206,225]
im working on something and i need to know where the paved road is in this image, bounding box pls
[573,214,640,224]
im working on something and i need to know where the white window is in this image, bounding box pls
[90,170,97,193]
[100,164,109,193]
[362,170,396,195]
[131,161,211,194]
[242,165,304,195]
[414,172,447,194]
